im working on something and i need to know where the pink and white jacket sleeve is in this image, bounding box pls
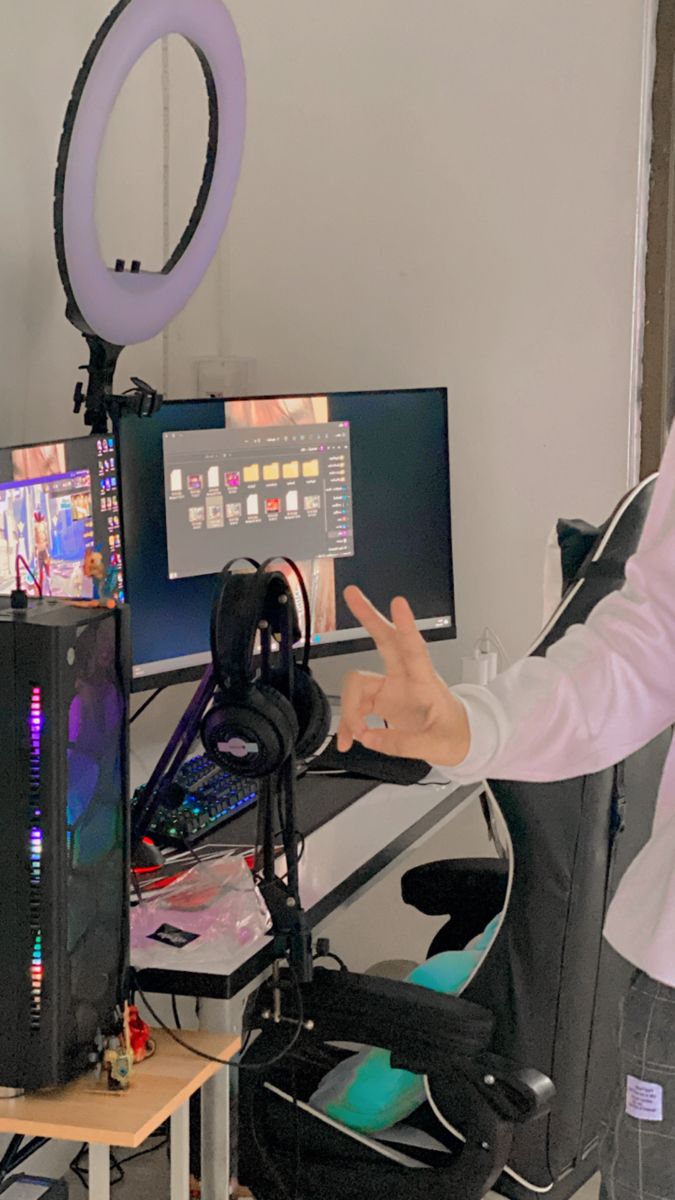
[444,426,675,788]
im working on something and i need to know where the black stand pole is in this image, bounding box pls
[130,665,216,850]
[73,334,124,435]
[255,595,314,983]
[72,331,162,435]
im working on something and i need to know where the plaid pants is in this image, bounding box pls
[599,973,675,1200]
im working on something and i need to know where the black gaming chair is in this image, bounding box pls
[401,471,671,1199]
[238,473,669,1200]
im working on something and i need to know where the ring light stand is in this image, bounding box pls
[53,0,246,432]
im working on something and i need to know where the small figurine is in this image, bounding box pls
[90,1003,155,1092]
[127,1004,156,1064]
[103,1036,133,1091]
[81,546,118,608]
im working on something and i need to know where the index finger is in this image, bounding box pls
[343,586,404,675]
[390,595,437,684]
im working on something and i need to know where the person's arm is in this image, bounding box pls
[448,558,675,783]
[339,428,675,781]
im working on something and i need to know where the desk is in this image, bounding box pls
[0,1030,239,1200]
[132,773,482,1199]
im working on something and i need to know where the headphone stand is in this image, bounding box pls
[256,758,314,984]
[130,665,217,849]
[130,664,315,982]
[132,559,321,984]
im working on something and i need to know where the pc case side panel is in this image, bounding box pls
[0,620,30,1088]
[61,607,129,1083]
[115,604,131,996]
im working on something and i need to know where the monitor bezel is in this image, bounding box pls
[116,389,456,693]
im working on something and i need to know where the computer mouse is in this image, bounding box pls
[131,837,165,871]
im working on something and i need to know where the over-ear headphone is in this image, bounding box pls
[200,558,331,777]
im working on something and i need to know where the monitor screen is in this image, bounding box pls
[0,435,123,602]
[116,389,455,690]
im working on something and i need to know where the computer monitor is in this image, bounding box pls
[0,434,123,601]
[116,389,456,691]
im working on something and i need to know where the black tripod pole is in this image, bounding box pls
[255,595,314,982]
[130,665,216,847]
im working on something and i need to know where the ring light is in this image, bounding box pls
[54,0,246,348]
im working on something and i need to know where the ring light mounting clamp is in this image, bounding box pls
[53,0,246,433]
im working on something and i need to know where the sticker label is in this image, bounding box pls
[626,1075,663,1121]
[148,923,200,949]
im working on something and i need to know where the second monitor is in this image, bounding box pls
[116,388,455,691]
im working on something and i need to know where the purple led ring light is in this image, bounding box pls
[54,0,246,348]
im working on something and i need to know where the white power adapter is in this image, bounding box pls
[461,648,498,685]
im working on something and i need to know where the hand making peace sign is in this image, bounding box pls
[337,586,470,766]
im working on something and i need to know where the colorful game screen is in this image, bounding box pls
[0,436,123,601]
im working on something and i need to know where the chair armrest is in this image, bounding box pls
[429,1052,555,1126]
[244,968,555,1130]
[245,966,495,1066]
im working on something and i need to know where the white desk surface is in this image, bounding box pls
[130,708,479,994]
[131,774,477,989]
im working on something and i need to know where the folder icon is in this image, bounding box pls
[243,464,260,483]
[302,459,319,478]
[282,461,299,480]
[263,462,280,481]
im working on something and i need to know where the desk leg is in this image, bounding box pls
[199,977,269,1199]
[201,1063,230,1200]
[199,990,252,1200]
[171,1100,190,1200]
[88,1143,110,1200]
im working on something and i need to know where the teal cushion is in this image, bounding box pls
[309,915,501,1133]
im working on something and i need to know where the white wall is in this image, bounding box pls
[0,1,653,693]
[169,0,655,688]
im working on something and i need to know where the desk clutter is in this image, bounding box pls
[0,1178,68,1200]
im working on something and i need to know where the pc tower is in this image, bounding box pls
[0,601,130,1090]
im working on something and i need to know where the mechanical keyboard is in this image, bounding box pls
[132,753,259,849]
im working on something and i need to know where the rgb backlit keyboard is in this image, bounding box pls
[133,754,258,848]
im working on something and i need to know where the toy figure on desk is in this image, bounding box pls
[90,1004,155,1091]
[81,547,118,607]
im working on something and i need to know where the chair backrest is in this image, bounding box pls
[462,473,672,1193]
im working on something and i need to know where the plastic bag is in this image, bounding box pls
[131,852,270,970]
